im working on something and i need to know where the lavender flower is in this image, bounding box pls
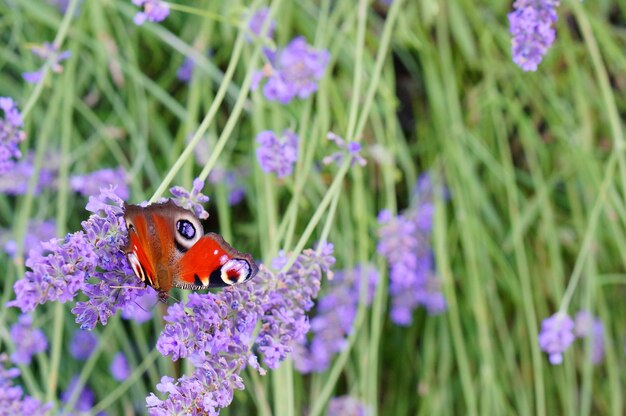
[132,0,170,25]
[22,42,72,84]
[377,174,445,325]
[294,265,379,373]
[169,177,210,220]
[0,354,52,414]
[538,312,575,365]
[1,219,56,259]
[69,330,98,360]
[0,97,26,175]
[255,129,299,178]
[252,36,329,104]
[0,151,58,195]
[61,376,95,412]
[120,288,157,323]
[147,244,335,413]
[508,0,560,71]
[574,310,605,364]
[327,395,370,416]
[322,132,366,167]
[176,57,195,82]
[246,7,275,41]
[110,352,131,381]
[70,167,129,200]
[9,315,48,365]
[208,167,247,206]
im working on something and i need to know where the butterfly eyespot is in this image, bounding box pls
[220,259,252,285]
[176,219,196,240]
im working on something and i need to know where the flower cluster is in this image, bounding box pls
[255,129,299,178]
[0,354,51,414]
[22,42,71,84]
[293,264,379,373]
[110,352,131,381]
[70,167,129,200]
[322,132,366,167]
[0,219,56,259]
[508,0,560,71]
[327,395,370,416]
[246,7,275,41]
[377,174,445,325]
[147,243,335,414]
[252,36,329,104]
[169,177,210,220]
[0,151,59,195]
[208,167,247,206]
[61,375,96,413]
[0,97,26,175]
[8,315,48,365]
[538,309,605,365]
[132,0,170,25]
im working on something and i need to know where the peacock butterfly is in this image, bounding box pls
[122,200,258,301]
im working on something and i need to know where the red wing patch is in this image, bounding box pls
[175,233,258,289]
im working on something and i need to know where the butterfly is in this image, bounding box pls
[122,200,258,301]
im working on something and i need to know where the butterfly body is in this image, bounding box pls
[123,200,257,300]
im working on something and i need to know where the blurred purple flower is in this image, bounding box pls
[70,167,129,200]
[327,395,370,416]
[322,132,366,167]
[110,352,130,381]
[252,36,329,104]
[120,288,157,323]
[255,129,299,178]
[47,0,84,13]
[169,177,210,220]
[377,174,445,325]
[508,0,559,71]
[538,312,575,365]
[0,97,26,175]
[132,0,170,25]
[0,354,52,414]
[69,330,97,360]
[1,219,56,259]
[294,264,379,373]
[61,375,95,412]
[574,310,605,364]
[208,167,247,206]
[176,57,195,82]
[148,243,335,413]
[22,42,71,84]
[247,7,275,41]
[9,315,48,365]
[0,151,58,195]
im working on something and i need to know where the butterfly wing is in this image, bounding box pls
[123,204,159,288]
[173,232,259,289]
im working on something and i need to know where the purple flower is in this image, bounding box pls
[574,310,605,364]
[252,36,329,104]
[327,395,370,416]
[247,7,275,41]
[208,167,247,206]
[322,132,366,167]
[70,167,129,200]
[294,265,379,373]
[255,130,299,178]
[176,57,195,82]
[132,0,169,25]
[538,312,575,365]
[61,376,95,412]
[120,288,157,323]
[148,244,335,413]
[169,177,210,220]
[9,315,48,365]
[0,354,52,414]
[69,330,98,360]
[1,219,56,259]
[110,352,130,381]
[508,0,560,71]
[22,42,72,84]
[0,97,26,175]
[377,174,445,325]
[0,151,58,195]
